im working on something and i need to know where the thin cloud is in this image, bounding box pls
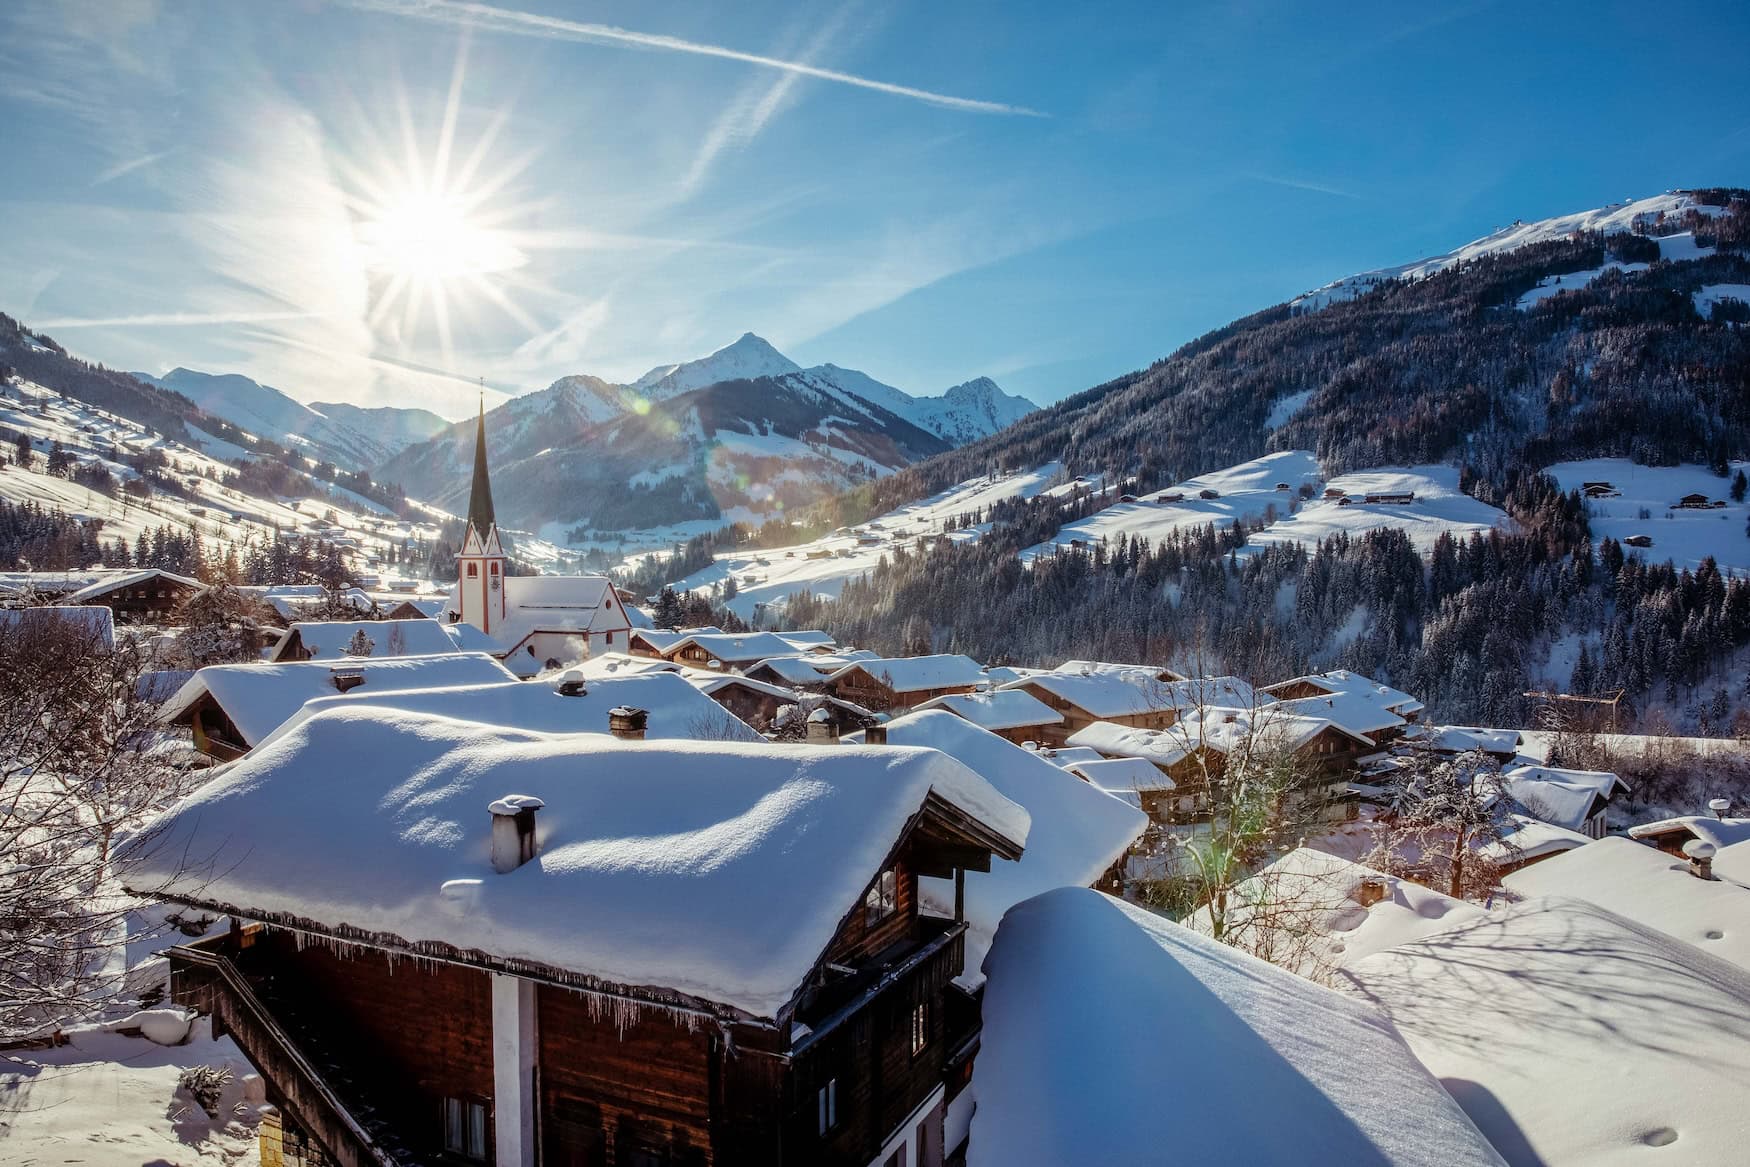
[34,310,321,328]
[1246,173,1363,200]
[345,0,1044,117]
[90,149,174,187]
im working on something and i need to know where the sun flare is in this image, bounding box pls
[358,189,526,283]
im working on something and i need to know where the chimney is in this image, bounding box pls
[1355,876,1388,907]
[1021,740,1039,751]
[608,705,648,740]
[489,795,544,874]
[331,670,366,693]
[806,707,838,743]
[863,724,888,745]
[1708,797,1731,820]
[555,669,587,697]
[1683,839,1716,881]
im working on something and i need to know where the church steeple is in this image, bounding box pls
[467,390,496,537]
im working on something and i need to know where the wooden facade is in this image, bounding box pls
[77,571,202,622]
[827,667,976,714]
[182,692,250,762]
[1013,680,1177,740]
[165,798,1017,1167]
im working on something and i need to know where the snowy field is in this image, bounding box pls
[1546,458,1750,573]
[1245,466,1511,555]
[648,463,1068,619]
[1694,283,1750,320]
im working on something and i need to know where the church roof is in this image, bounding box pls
[467,397,495,536]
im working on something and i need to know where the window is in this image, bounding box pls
[466,563,478,578]
[909,1001,929,1056]
[817,1079,839,1136]
[489,561,499,574]
[442,1096,488,1161]
[864,867,897,926]
[606,631,616,646]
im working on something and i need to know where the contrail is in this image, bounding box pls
[346,0,1044,117]
[34,310,320,328]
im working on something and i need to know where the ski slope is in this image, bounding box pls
[1547,458,1750,572]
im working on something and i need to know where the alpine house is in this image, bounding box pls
[121,708,1028,1167]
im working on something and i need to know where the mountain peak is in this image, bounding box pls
[630,332,801,397]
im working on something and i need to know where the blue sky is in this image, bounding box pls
[1,0,1746,419]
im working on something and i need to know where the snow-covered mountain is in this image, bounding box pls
[379,334,1036,530]
[1292,190,1729,310]
[134,368,446,469]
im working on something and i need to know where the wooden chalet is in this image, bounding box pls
[999,668,1222,741]
[124,714,1026,1167]
[60,567,202,622]
[912,689,1065,747]
[268,618,462,662]
[662,632,803,673]
[825,655,985,714]
[1676,492,1717,509]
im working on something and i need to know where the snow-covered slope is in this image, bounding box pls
[1293,191,1728,310]
[908,376,1037,445]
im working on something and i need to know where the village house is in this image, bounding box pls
[440,404,633,675]
[628,627,700,658]
[56,567,203,622]
[999,668,1242,741]
[662,631,805,672]
[1403,724,1523,762]
[1260,669,1424,727]
[159,652,517,760]
[1061,756,1179,819]
[912,688,1065,746]
[824,654,986,713]
[1626,810,1750,856]
[266,618,465,662]
[1499,764,1629,839]
[123,711,1028,1167]
[742,654,835,689]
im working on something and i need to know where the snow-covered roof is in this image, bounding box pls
[971,887,1505,1167]
[441,574,630,656]
[271,618,461,661]
[257,671,761,751]
[1271,691,1407,738]
[1499,765,1626,832]
[1342,896,1750,1166]
[665,631,803,664]
[848,711,1145,981]
[629,628,690,652]
[1502,836,1750,972]
[1412,725,1522,755]
[1716,838,1750,889]
[826,653,986,694]
[1065,721,1197,768]
[1626,814,1750,850]
[1064,756,1176,793]
[745,655,832,686]
[159,653,518,746]
[59,567,201,605]
[123,708,1028,1019]
[1477,815,1593,864]
[1184,848,1484,979]
[1006,670,1258,718]
[773,629,835,649]
[0,604,116,650]
[913,688,1063,731]
[1266,669,1424,716]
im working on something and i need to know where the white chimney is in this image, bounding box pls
[806,707,838,743]
[489,795,544,874]
[1708,797,1731,820]
[1683,839,1716,881]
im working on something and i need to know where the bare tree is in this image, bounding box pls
[1359,750,1520,900]
[173,582,276,666]
[0,612,206,1037]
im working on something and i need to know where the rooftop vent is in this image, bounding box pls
[806,707,838,743]
[863,724,888,745]
[488,795,544,874]
[555,669,587,697]
[1683,839,1716,881]
[1355,876,1389,907]
[330,670,366,693]
[608,705,648,741]
[1709,797,1731,820]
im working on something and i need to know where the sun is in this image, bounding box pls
[358,188,526,283]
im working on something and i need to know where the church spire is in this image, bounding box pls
[467,385,496,537]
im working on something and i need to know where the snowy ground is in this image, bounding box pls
[645,463,1068,619]
[1515,261,1648,309]
[0,1018,264,1165]
[1694,284,1750,320]
[1545,458,1750,573]
[1245,466,1511,555]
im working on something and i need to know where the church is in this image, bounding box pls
[442,402,633,675]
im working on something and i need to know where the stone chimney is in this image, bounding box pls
[1709,797,1731,820]
[489,795,544,874]
[863,724,888,745]
[555,669,587,697]
[1355,876,1389,907]
[806,707,838,743]
[1683,839,1716,881]
[608,706,648,740]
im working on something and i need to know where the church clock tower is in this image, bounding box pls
[455,397,508,634]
